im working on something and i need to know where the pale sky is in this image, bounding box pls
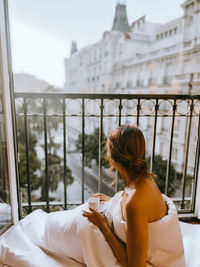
[8,0,184,88]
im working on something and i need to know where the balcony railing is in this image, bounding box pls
[14,93,200,218]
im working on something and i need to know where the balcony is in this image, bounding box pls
[174,73,191,83]
[13,93,200,219]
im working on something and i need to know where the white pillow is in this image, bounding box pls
[179,222,200,267]
[0,222,84,267]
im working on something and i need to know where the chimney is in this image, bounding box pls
[70,41,78,55]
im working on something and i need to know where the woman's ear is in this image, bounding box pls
[107,153,122,171]
[111,160,122,171]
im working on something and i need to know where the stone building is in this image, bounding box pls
[64,0,200,95]
[64,0,200,187]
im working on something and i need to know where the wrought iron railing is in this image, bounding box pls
[14,93,200,218]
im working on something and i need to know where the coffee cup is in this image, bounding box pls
[88,197,100,211]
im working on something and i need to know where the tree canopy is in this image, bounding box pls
[76,128,109,168]
[147,155,177,196]
[16,100,74,202]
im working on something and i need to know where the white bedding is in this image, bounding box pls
[0,193,200,267]
[0,203,119,267]
[179,221,200,267]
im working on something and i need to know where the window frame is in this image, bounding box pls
[0,0,20,228]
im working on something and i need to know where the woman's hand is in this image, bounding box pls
[83,208,108,232]
[83,208,128,267]
[92,193,112,201]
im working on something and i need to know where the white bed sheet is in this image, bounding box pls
[0,223,85,267]
[1,221,200,267]
[179,221,200,267]
[0,203,200,267]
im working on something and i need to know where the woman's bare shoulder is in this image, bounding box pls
[126,185,150,213]
[128,179,154,204]
[126,178,166,221]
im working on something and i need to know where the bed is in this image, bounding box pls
[0,206,200,267]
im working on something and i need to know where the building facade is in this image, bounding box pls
[64,0,200,188]
[64,0,200,95]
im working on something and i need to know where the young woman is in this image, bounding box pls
[83,125,184,267]
[0,125,185,267]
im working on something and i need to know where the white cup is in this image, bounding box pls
[88,197,100,210]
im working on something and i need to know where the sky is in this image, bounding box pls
[8,0,184,88]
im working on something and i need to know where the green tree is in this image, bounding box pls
[16,99,74,202]
[17,118,41,191]
[39,116,74,200]
[40,154,74,201]
[76,128,109,168]
[147,155,177,196]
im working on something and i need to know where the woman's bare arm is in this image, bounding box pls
[126,199,148,267]
[83,193,149,267]
[83,208,128,267]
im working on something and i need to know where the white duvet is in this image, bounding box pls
[0,192,200,267]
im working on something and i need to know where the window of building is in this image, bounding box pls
[127,80,133,87]
[116,82,121,88]
[94,50,96,61]
[99,48,102,59]
[174,118,180,132]
[172,148,178,161]
[160,142,164,156]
